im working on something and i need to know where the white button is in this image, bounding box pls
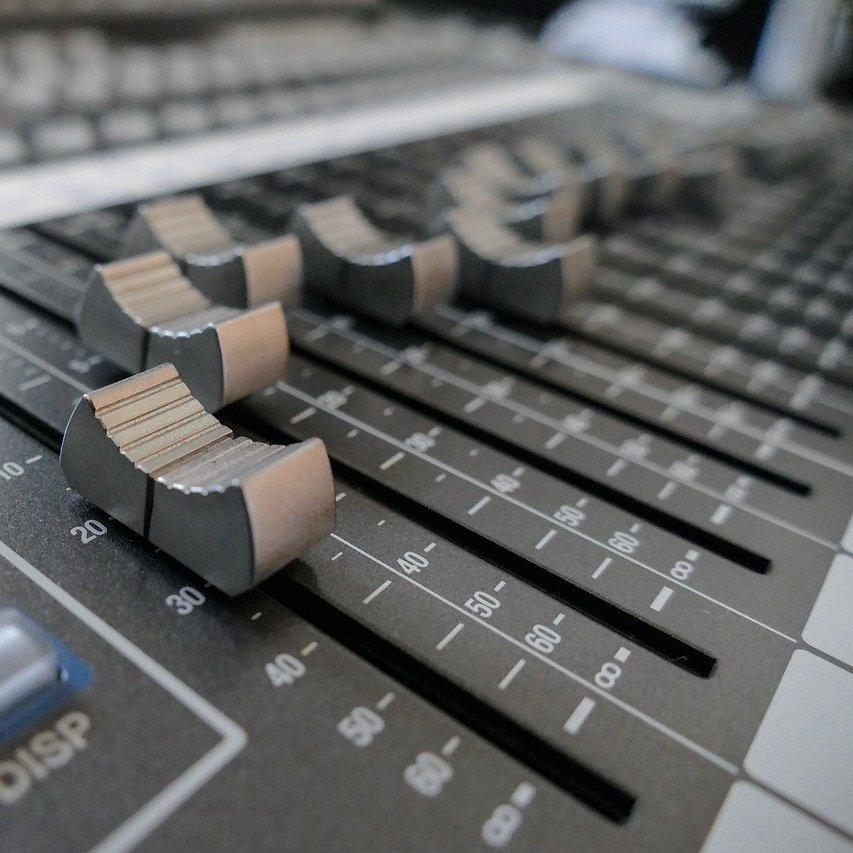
[804,554,853,667]
[745,650,853,835]
[0,608,59,716]
[703,782,852,853]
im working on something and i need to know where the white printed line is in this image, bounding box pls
[510,782,536,809]
[614,647,631,663]
[250,612,262,621]
[607,459,627,477]
[25,455,42,464]
[0,333,90,393]
[544,432,566,450]
[329,533,739,773]
[657,480,677,499]
[467,496,491,516]
[464,397,486,413]
[303,325,328,342]
[592,557,611,579]
[335,492,347,502]
[436,622,465,651]
[289,406,316,424]
[362,580,392,605]
[553,613,565,626]
[442,736,461,756]
[429,305,853,475]
[424,543,436,553]
[498,659,526,690]
[379,361,401,375]
[0,542,246,853]
[301,642,318,657]
[494,581,506,592]
[17,374,52,391]
[331,551,343,561]
[379,451,405,471]
[685,549,699,562]
[535,529,557,551]
[711,505,732,525]
[650,586,674,612]
[564,697,596,735]
[279,383,797,642]
[376,692,395,711]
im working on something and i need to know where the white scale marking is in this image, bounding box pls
[331,551,343,561]
[379,361,401,375]
[535,529,557,550]
[334,533,739,769]
[658,481,678,500]
[711,504,732,525]
[553,613,565,626]
[436,622,464,651]
[424,542,436,553]
[362,580,392,604]
[614,647,631,663]
[0,542,246,853]
[510,782,536,809]
[467,496,491,516]
[592,558,611,579]
[650,586,674,612]
[17,374,51,391]
[442,736,461,756]
[25,455,42,464]
[564,698,596,735]
[494,581,506,592]
[280,383,798,642]
[685,549,700,561]
[427,304,853,473]
[250,612,262,621]
[379,451,405,471]
[300,642,318,657]
[498,659,526,690]
[464,397,485,413]
[335,492,347,502]
[0,333,90,393]
[544,432,565,450]
[376,692,395,711]
[607,459,626,477]
[289,406,317,424]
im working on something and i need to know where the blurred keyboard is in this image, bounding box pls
[0,15,549,168]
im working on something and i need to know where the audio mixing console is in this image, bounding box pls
[0,89,851,853]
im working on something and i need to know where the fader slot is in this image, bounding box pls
[418,304,850,468]
[287,311,838,564]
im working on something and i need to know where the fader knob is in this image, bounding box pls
[60,364,336,596]
[76,251,289,412]
[448,210,597,323]
[123,195,303,308]
[290,195,458,324]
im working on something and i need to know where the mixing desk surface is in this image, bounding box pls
[0,17,851,849]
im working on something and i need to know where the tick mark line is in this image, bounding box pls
[363,580,391,604]
[498,659,526,690]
